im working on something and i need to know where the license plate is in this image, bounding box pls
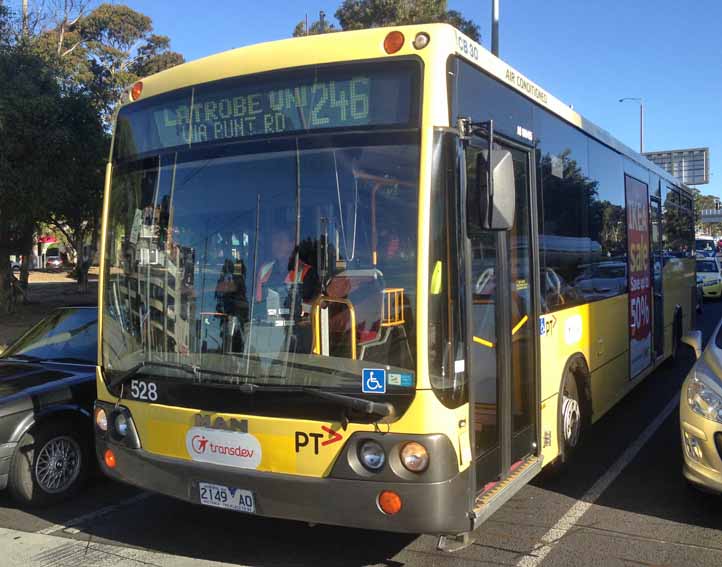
[198,482,255,513]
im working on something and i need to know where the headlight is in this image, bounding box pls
[358,440,385,471]
[400,441,429,472]
[687,373,722,424]
[114,412,129,437]
[94,407,107,432]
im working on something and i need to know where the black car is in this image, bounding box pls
[0,307,97,506]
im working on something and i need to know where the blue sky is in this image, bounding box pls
[17,0,722,195]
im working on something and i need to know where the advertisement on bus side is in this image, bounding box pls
[625,175,652,378]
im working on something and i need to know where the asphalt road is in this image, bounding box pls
[1,304,721,566]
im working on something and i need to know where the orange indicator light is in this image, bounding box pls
[383,31,404,54]
[378,490,402,515]
[104,449,117,469]
[130,81,143,101]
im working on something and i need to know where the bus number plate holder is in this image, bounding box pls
[198,482,255,513]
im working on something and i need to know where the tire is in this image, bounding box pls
[8,419,90,507]
[560,371,583,460]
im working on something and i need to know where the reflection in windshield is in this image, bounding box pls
[103,135,419,390]
[2,308,97,364]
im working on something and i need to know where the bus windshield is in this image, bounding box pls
[102,132,419,396]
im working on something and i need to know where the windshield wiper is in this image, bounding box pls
[235,383,394,418]
[303,388,394,418]
[106,361,199,389]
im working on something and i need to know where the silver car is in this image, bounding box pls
[680,329,722,493]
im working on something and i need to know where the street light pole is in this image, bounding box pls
[491,0,499,56]
[619,97,644,153]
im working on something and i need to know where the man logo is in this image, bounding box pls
[192,434,209,454]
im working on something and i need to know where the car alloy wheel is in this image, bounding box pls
[34,436,82,494]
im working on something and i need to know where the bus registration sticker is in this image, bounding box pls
[198,482,255,514]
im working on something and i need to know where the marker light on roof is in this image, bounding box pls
[413,32,430,50]
[384,31,404,54]
[130,81,143,101]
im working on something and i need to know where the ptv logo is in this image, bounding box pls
[295,426,343,454]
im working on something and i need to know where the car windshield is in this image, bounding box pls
[697,260,718,273]
[102,133,419,394]
[696,239,715,251]
[2,308,97,364]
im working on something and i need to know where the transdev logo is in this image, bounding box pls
[185,427,262,469]
[191,434,209,454]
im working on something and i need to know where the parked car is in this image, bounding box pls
[0,307,97,506]
[46,254,63,270]
[696,257,722,299]
[681,329,722,495]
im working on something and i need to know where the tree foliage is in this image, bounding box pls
[33,2,185,126]
[0,46,68,302]
[695,190,722,236]
[0,1,184,306]
[294,0,480,41]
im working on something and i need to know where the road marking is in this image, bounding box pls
[36,492,153,535]
[2,527,241,567]
[516,394,679,567]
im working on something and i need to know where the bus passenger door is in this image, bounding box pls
[464,141,538,496]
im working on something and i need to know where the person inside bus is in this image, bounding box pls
[215,257,249,352]
[255,228,319,316]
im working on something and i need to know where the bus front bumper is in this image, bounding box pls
[96,440,472,535]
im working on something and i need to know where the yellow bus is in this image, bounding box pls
[94,24,696,547]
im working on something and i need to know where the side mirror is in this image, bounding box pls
[681,330,703,360]
[475,148,515,231]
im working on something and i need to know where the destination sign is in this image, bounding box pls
[114,62,418,159]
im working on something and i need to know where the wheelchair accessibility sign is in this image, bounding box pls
[362,369,386,394]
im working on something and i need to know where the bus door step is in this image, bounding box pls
[471,456,543,530]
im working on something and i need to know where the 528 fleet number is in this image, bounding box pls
[129,379,158,401]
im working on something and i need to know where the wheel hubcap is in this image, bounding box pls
[562,395,581,448]
[35,436,81,494]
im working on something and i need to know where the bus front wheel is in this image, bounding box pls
[561,372,582,457]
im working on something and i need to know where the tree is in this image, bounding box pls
[130,33,184,77]
[293,18,338,37]
[294,0,481,41]
[0,46,67,306]
[0,2,185,309]
[35,3,184,126]
[46,92,108,292]
[694,190,722,236]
